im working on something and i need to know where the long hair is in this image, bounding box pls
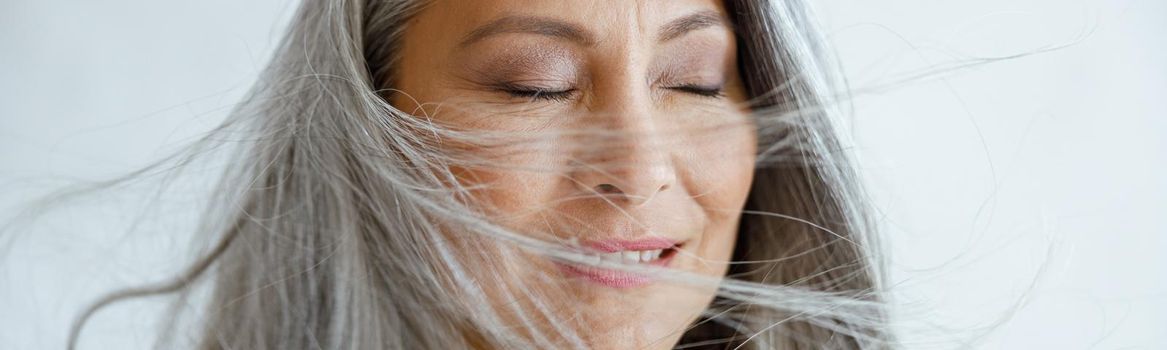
[66,0,893,349]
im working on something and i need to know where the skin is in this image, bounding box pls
[392,1,756,348]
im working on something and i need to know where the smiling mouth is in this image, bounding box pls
[582,244,680,265]
[555,239,684,288]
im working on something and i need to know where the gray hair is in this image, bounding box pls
[67,0,893,349]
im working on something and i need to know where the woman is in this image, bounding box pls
[70,0,891,349]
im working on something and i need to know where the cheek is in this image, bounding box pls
[446,139,564,233]
[688,116,756,210]
[685,117,756,271]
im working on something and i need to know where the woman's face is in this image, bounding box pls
[394,0,756,348]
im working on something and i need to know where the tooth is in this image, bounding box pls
[640,251,651,262]
[651,249,661,260]
[621,251,638,262]
[601,252,622,263]
[589,254,601,265]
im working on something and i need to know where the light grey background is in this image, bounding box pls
[2,0,1164,348]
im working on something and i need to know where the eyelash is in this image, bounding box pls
[668,84,727,98]
[501,87,577,102]
[500,84,726,102]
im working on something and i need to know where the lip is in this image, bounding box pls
[555,237,683,288]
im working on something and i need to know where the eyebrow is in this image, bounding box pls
[458,10,729,48]
[657,10,727,42]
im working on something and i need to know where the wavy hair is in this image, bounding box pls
[67,0,893,349]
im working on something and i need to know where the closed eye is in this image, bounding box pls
[494,83,723,102]
[668,84,726,98]
[490,80,577,102]
[501,87,576,102]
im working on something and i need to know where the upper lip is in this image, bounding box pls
[577,236,681,253]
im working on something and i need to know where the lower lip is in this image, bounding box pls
[554,253,676,288]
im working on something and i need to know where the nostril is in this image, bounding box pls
[594,183,621,195]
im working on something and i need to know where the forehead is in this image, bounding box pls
[417,0,730,39]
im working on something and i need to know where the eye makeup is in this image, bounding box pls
[489,80,578,102]
[457,35,734,104]
[651,37,735,100]
[665,83,727,98]
[460,43,582,100]
[652,64,730,100]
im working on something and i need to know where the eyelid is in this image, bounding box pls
[493,82,725,101]
[665,82,727,98]
[488,76,725,102]
[493,79,572,91]
[493,81,577,102]
[653,68,728,98]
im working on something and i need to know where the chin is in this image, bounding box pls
[559,273,719,350]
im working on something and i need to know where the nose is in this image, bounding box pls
[569,114,677,207]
